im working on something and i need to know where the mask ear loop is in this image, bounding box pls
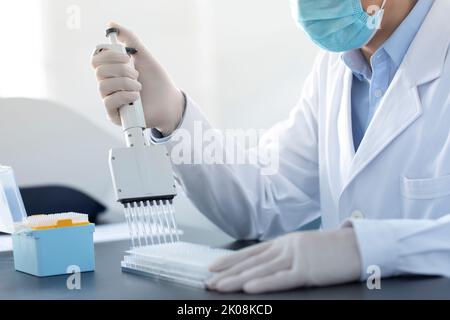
[376,0,387,28]
[367,0,387,31]
[362,0,387,46]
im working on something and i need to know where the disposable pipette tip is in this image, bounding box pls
[122,197,180,249]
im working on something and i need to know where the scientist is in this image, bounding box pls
[91,0,450,293]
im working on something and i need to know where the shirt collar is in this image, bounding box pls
[342,0,434,80]
[383,0,434,69]
[342,50,372,81]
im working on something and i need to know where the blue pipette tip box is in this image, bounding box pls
[12,224,95,277]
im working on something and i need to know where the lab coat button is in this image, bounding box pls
[351,210,364,219]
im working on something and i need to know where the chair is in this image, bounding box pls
[0,98,124,223]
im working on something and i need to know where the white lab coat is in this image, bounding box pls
[153,0,450,280]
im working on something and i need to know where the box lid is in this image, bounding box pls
[0,166,27,234]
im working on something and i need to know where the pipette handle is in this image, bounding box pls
[103,28,147,148]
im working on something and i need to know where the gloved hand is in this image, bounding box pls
[91,22,185,136]
[206,228,362,294]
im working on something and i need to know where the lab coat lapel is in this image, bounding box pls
[326,64,354,200]
[340,0,450,192]
[336,68,356,184]
[346,71,422,187]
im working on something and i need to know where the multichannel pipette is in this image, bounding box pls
[96,28,179,247]
[96,28,231,288]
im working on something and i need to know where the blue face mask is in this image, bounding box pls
[291,0,387,52]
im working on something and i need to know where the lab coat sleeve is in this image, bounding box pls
[150,55,325,240]
[344,216,450,280]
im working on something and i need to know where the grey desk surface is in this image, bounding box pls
[0,225,449,300]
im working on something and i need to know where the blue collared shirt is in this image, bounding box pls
[342,0,434,151]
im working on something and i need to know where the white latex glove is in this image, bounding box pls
[206,229,362,294]
[91,22,185,135]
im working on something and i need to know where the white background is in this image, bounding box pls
[0,0,318,232]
